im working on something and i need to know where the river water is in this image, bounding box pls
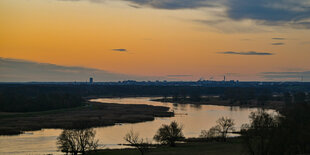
[0,97,274,154]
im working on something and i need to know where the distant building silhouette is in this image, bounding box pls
[89,77,93,84]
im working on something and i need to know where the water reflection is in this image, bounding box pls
[190,103,202,110]
[230,106,240,111]
[0,97,273,154]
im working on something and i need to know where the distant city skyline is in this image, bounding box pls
[0,57,309,82]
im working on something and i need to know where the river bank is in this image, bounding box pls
[0,97,270,154]
[0,101,173,135]
[89,137,245,155]
[152,97,284,110]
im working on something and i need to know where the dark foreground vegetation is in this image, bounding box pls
[57,98,310,155]
[57,127,99,155]
[240,104,310,154]
[90,138,245,155]
[84,103,310,155]
[1,83,310,154]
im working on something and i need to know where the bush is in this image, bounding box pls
[153,121,185,147]
[200,117,234,141]
[240,110,279,155]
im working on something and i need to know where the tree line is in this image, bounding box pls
[1,84,309,112]
[1,83,298,112]
[1,83,308,99]
[0,92,84,112]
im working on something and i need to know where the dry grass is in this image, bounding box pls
[0,102,173,135]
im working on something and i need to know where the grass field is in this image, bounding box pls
[90,138,246,155]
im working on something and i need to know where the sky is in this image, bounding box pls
[1,0,310,82]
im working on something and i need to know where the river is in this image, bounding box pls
[0,97,274,154]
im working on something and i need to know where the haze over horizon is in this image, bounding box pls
[0,57,309,82]
[1,0,310,81]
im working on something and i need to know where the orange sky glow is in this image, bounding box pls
[1,0,310,81]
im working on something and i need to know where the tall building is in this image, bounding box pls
[89,77,93,84]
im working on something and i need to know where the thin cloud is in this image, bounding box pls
[272,38,286,40]
[227,0,310,22]
[59,0,310,29]
[128,4,142,8]
[112,49,128,52]
[295,21,310,29]
[124,0,216,10]
[272,43,285,45]
[126,0,310,29]
[167,74,193,77]
[300,41,310,45]
[241,39,252,41]
[218,51,274,55]
[0,57,155,82]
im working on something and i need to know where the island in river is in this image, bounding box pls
[152,96,284,110]
[0,101,173,135]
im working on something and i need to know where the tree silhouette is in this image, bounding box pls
[154,121,184,147]
[216,117,235,141]
[124,129,152,155]
[57,128,99,155]
[240,110,278,155]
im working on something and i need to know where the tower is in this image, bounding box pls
[89,77,93,84]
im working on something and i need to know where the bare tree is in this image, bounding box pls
[57,130,77,155]
[124,129,152,155]
[216,117,235,141]
[199,125,221,138]
[199,130,208,138]
[153,121,184,147]
[57,128,99,155]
